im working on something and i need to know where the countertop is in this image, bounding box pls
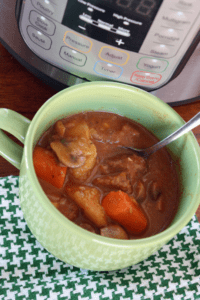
[0,42,200,222]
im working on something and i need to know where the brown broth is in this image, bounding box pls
[34,111,180,239]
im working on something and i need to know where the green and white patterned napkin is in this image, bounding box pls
[0,176,200,300]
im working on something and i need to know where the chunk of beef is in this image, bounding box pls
[56,197,79,221]
[111,124,140,146]
[100,153,147,183]
[79,223,96,233]
[90,123,140,145]
[93,172,132,193]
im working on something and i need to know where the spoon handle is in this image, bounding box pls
[147,111,200,155]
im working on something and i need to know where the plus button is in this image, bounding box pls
[116,39,125,46]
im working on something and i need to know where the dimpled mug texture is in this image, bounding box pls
[17,82,200,271]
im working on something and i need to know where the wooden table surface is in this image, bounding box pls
[0,42,200,222]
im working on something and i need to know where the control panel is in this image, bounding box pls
[18,0,200,90]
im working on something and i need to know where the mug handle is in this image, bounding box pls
[0,109,31,169]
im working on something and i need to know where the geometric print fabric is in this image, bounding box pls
[0,176,200,300]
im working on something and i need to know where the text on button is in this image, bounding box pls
[94,61,123,79]
[29,11,56,35]
[137,57,168,73]
[99,46,129,65]
[130,71,162,86]
[27,26,52,50]
[60,46,87,67]
[63,31,92,53]
[32,0,54,17]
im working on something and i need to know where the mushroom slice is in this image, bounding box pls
[70,140,97,180]
[50,140,86,168]
[55,120,66,137]
[133,180,146,202]
[100,225,128,239]
[149,181,161,201]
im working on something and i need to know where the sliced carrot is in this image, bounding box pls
[33,146,67,189]
[101,190,147,234]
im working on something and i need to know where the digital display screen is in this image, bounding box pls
[62,0,163,52]
[93,0,161,20]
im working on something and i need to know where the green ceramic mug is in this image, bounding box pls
[0,82,200,271]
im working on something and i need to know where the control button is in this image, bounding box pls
[154,29,180,44]
[137,57,168,73]
[175,0,196,10]
[130,71,162,86]
[63,31,92,53]
[29,11,56,36]
[60,46,87,67]
[162,11,190,28]
[149,44,171,58]
[99,46,129,66]
[27,26,52,50]
[31,0,54,18]
[116,39,125,46]
[94,61,123,79]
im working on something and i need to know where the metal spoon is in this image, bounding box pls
[122,111,200,158]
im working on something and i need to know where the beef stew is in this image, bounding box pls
[33,111,179,239]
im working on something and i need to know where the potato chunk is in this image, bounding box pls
[65,185,107,228]
[66,121,90,140]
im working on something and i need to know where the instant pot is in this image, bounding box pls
[0,0,200,105]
